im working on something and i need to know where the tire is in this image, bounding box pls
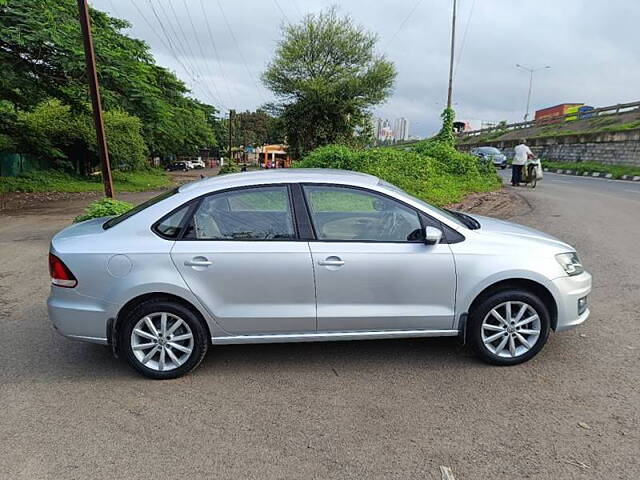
[468,289,550,366]
[501,165,507,170]
[528,165,537,188]
[120,298,208,379]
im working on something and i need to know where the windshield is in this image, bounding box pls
[478,147,500,154]
[378,180,468,228]
[103,189,178,230]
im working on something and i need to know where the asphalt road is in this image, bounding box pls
[1,172,638,479]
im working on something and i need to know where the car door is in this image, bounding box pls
[171,185,316,335]
[302,184,456,332]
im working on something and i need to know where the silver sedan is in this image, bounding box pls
[48,169,591,379]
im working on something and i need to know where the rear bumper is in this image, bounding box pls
[552,271,592,332]
[47,287,111,344]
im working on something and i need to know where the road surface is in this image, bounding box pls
[0,172,638,479]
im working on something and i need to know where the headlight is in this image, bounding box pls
[555,252,584,276]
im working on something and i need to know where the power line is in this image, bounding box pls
[146,0,220,107]
[217,0,269,105]
[182,0,226,110]
[383,0,424,52]
[455,0,476,74]
[199,0,236,110]
[272,0,291,24]
[151,0,221,106]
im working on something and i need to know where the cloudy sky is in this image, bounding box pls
[92,0,639,137]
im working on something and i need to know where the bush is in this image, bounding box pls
[295,140,500,206]
[218,162,241,175]
[74,198,133,223]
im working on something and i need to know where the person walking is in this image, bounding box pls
[512,139,534,186]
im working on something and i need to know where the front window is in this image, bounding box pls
[303,185,422,242]
[184,186,296,240]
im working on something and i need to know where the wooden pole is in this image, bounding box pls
[77,0,114,198]
[228,109,234,163]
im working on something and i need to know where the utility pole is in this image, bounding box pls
[516,64,551,121]
[446,0,457,109]
[228,109,234,163]
[77,0,114,198]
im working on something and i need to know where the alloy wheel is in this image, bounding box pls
[481,301,541,358]
[130,312,194,371]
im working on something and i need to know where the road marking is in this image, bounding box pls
[440,466,456,480]
[551,180,573,184]
[623,189,640,194]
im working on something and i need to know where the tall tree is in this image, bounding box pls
[0,0,216,163]
[262,7,395,158]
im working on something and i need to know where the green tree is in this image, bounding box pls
[262,7,395,158]
[14,99,147,172]
[0,0,216,164]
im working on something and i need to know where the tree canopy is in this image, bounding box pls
[0,0,219,171]
[262,7,396,158]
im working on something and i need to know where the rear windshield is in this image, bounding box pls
[103,189,178,230]
[478,147,500,154]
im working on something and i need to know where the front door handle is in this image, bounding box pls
[184,257,212,267]
[318,256,345,267]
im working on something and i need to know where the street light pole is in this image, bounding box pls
[77,0,114,198]
[446,0,457,109]
[516,64,551,122]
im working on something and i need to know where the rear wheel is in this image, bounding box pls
[528,165,537,188]
[468,290,550,366]
[120,299,208,379]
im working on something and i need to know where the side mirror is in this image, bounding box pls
[424,226,443,245]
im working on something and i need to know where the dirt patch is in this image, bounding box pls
[447,188,531,219]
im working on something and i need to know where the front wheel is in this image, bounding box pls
[120,299,209,379]
[468,290,550,366]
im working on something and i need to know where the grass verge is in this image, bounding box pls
[0,169,172,194]
[542,161,640,179]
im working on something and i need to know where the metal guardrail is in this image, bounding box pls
[459,100,640,138]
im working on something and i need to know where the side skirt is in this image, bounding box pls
[212,329,459,345]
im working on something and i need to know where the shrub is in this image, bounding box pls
[74,198,133,223]
[295,141,500,206]
[218,162,241,175]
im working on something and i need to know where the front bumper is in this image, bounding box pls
[551,271,592,332]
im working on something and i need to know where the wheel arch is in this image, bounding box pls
[465,278,558,332]
[108,292,213,356]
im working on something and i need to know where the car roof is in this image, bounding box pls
[179,168,380,194]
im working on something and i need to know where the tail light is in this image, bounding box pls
[49,253,77,288]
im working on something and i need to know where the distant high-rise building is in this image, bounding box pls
[393,117,409,141]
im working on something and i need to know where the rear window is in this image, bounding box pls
[478,147,500,154]
[103,189,178,230]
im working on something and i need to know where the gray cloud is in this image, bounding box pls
[93,0,640,137]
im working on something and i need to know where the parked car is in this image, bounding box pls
[48,169,591,379]
[166,161,189,172]
[190,159,206,169]
[184,160,195,170]
[471,146,508,169]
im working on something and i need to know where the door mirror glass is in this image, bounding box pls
[424,226,443,245]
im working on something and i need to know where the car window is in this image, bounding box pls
[479,147,500,154]
[154,204,191,238]
[303,185,422,242]
[184,186,296,240]
[103,188,178,230]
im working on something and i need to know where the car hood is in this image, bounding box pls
[468,214,573,251]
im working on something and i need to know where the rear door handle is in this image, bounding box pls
[184,257,212,267]
[318,257,345,267]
